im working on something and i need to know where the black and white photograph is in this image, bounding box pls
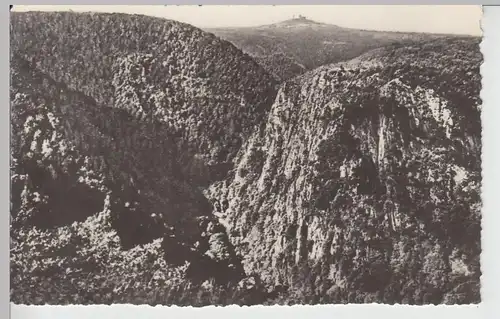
[9,5,482,306]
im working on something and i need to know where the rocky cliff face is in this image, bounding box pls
[206,37,482,304]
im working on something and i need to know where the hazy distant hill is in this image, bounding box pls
[207,17,456,81]
[10,11,482,306]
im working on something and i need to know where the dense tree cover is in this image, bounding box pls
[253,53,307,83]
[10,11,277,168]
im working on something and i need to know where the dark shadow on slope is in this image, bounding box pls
[11,55,214,248]
[161,217,246,285]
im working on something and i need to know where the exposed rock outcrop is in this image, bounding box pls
[206,38,482,304]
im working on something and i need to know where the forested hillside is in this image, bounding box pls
[10,11,482,305]
[10,11,277,305]
[10,11,277,168]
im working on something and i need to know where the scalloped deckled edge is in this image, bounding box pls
[478,4,500,317]
[10,6,495,317]
[479,3,486,308]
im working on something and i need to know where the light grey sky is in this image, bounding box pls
[12,5,482,36]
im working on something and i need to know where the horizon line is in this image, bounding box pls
[11,9,481,38]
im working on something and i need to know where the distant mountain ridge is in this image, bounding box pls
[206,18,470,82]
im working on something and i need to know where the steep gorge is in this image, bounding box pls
[10,11,482,305]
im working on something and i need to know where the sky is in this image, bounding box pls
[12,5,482,36]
